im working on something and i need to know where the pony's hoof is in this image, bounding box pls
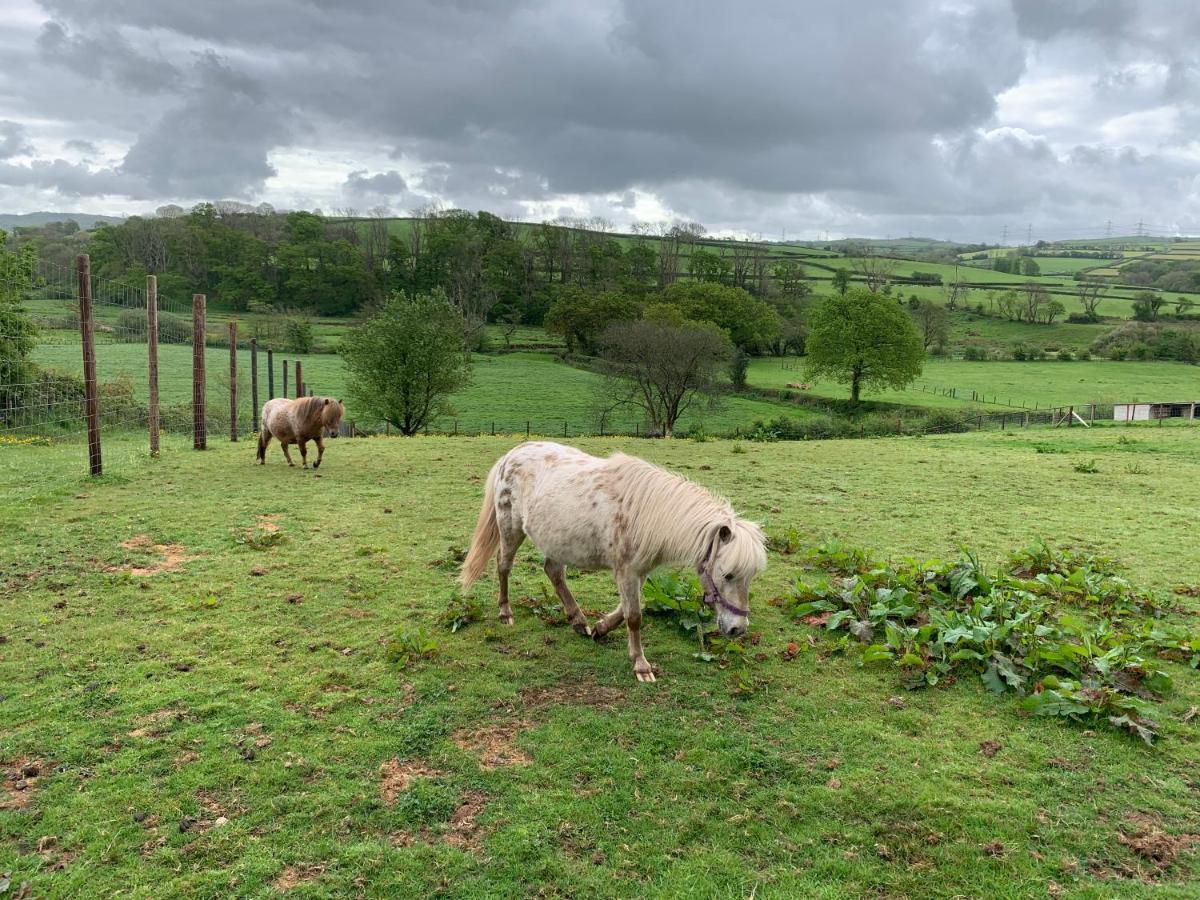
[312,460,320,469]
[591,627,609,643]
[572,621,593,638]
[499,613,514,626]
[635,669,657,683]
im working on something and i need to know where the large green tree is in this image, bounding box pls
[340,291,471,435]
[544,286,642,353]
[657,281,779,351]
[804,288,924,403]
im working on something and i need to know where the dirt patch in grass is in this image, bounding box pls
[127,707,187,739]
[452,720,532,770]
[106,535,196,577]
[379,758,443,806]
[272,863,326,892]
[442,790,489,851]
[1,757,46,811]
[391,789,491,854]
[519,679,627,710]
[1117,811,1197,871]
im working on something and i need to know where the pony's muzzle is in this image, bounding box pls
[723,622,748,638]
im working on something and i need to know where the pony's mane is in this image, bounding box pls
[604,452,766,573]
[294,396,340,432]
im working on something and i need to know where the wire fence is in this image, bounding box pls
[0,254,311,492]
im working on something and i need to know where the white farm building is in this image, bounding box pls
[1113,401,1198,422]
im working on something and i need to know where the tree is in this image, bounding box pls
[1132,291,1165,322]
[912,302,949,351]
[688,248,730,283]
[544,286,641,354]
[728,347,751,391]
[598,319,730,438]
[851,249,898,293]
[340,291,471,435]
[771,259,810,300]
[804,288,924,403]
[657,281,780,351]
[0,229,38,423]
[1076,277,1107,321]
[832,268,851,295]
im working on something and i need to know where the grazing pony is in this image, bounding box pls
[460,441,767,682]
[257,396,344,469]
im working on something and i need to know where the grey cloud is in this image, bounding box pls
[0,120,34,158]
[2,0,1198,238]
[344,169,407,195]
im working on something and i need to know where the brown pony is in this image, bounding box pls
[257,396,344,469]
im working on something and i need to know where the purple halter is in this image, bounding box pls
[699,542,750,618]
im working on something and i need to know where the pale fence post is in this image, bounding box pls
[228,320,238,441]
[193,293,207,450]
[77,254,102,475]
[250,338,259,432]
[146,274,160,457]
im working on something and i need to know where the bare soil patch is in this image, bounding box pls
[519,679,626,710]
[1,757,46,811]
[273,863,326,892]
[379,758,443,806]
[1118,810,1197,870]
[452,720,532,770]
[107,535,196,576]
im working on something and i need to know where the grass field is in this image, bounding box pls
[749,357,1200,409]
[30,343,809,436]
[2,429,1199,897]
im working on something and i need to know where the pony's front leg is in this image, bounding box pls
[280,441,296,466]
[298,440,309,468]
[616,571,654,682]
[313,436,325,469]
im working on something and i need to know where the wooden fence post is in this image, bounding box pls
[250,338,259,432]
[146,274,160,457]
[77,254,102,475]
[228,321,238,441]
[282,359,289,398]
[192,293,207,450]
[295,361,302,400]
[267,348,275,400]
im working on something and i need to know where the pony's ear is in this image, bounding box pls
[323,398,330,406]
[718,524,732,543]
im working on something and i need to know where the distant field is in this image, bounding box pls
[30,343,809,436]
[750,356,1200,408]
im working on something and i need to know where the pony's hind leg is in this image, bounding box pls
[495,513,525,626]
[257,430,272,464]
[544,560,591,637]
[298,440,309,469]
[280,441,296,466]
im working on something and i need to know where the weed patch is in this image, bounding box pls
[789,542,1199,743]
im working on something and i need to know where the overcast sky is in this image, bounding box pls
[0,0,1197,241]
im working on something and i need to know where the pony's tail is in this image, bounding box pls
[460,458,503,590]
[256,429,267,462]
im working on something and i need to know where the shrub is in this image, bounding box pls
[283,317,314,354]
[1056,348,1074,361]
[962,345,988,361]
[115,308,192,344]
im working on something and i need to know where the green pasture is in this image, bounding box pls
[29,343,809,436]
[748,356,1200,409]
[2,428,1199,897]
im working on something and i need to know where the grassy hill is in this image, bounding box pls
[2,428,1199,896]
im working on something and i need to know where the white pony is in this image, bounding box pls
[460,441,767,682]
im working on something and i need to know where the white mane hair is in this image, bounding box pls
[602,452,767,574]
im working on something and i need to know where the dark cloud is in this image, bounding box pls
[0,0,1196,238]
[0,120,33,158]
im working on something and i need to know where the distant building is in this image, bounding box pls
[1113,402,1198,422]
